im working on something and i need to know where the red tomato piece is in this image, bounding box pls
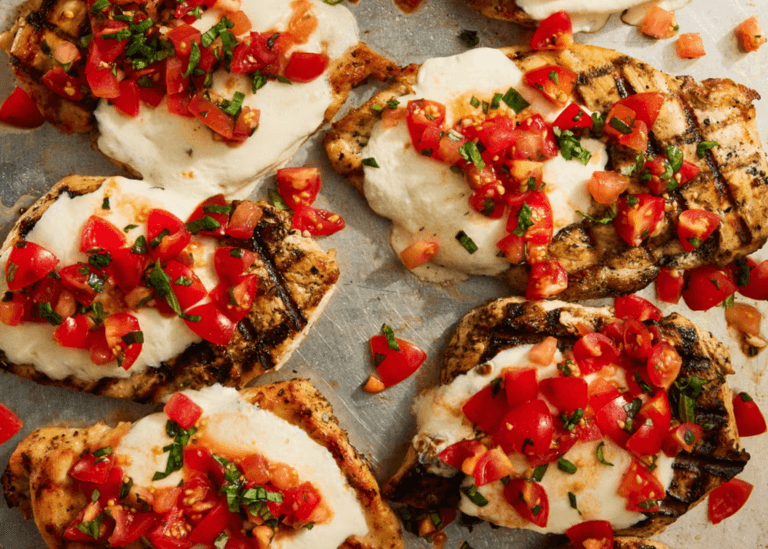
[588,377,621,413]
[735,16,767,52]
[586,171,629,205]
[231,32,278,73]
[111,80,140,117]
[183,302,237,346]
[400,240,439,269]
[108,248,149,294]
[5,241,59,291]
[104,312,143,370]
[735,257,768,300]
[503,479,549,527]
[619,459,666,512]
[523,65,577,106]
[540,377,587,414]
[80,215,127,253]
[506,191,553,245]
[655,267,685,304]
[462,382,511,434]
[526,259,568,300]
[70,452,114,484]
[625,416,666,455]
[406,99,446,150]
[614,294,661,322]
[565,520,614,549]
[147,209,192,261]
[709,479,754,524]
[282,482,322,523]
[664,422,703,456]
[573,333,620,375]
[677,209,720,252]
[108,507,157,547]
[64,501,107,542]
[164,393,203,430]
[166,91,194,118]
[284,51,329,82]
[146,505,194,548]
[603,103,637,141]
[473,448,515,487]
[167,24,201,56]
[641,5,678,39]
[165,56,189,96]
[277,167,322,208]
[292,205,346,236]
[370,334,427,388]
[209,274,258,321]
[226,201,263,240]
[54,314,91,349]
[496,234,526,264]
[0,293,27,327]
[0,402,22,445]
[439,440,486,470]
[42,67,85,101]
[85,41,120,99]
[681,266,736,311]
[595,394,632,447]
[498,399,553,456]
[504,368,538,408]
[187,194,230,237]
[646,342,682,390]
[214,247,257,286]
[677,33,706,58]
[0,86,45,128]
[469,183,506,219]
[617,119,648,152]
[475,116,518,156]
[87,326,113,366]
[531,10,573,51]
[622,320,653,360]
[553,103,593,136]
[187,91,235,139]
[732,392,767,437]
[614,194,665,247]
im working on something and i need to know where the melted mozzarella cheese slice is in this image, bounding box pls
[362,48,607,283]
[0,177,216,381]
[95,0,359,199]
[117,385,369,549]
[516,0,694,32]
[412,336,675,534]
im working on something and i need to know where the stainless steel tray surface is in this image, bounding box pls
[0,0,766,547]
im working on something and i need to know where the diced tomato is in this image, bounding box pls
[595,394,631,447]
[183,302,237,346]
[678,160,700,186]
[433,129,467,164]
[646,342,682,390]
[174,0,207,19]
[107,248,149,293]
[553,104,593,137]
[475,116,518,156]
[165,56,189,96]
[732,392,767,437]
[225,201,263,240]
[618,459,666,512]
[625,415,666,455]
[523,65,577,106]
[638,391,672,427]
[281,482,321,524]
[469,183,505,219]
[0,402,22,444]
[5,241,59,291]
[111,80,140,117]
[588,377,621,414]
[663,422,703,456]
[725,302,763,348]
[213,247,257,286]
[503,479,549,527]
[677,33,706,58]
[80,216,127,253]
[77,465,124,507]
[164,393,203,430]
[438,440,486,470]
[540,376,587,413]
[529,337,557,365]
[461,381,510,434]
[227,10,253,35]
[677,209,720,252]
[709,478,753,524]
[681,266,736,311]
[573,333,620,375]
[167,24,201,56]
[166,91,194,118]
[147,209,192,261]
[531,10,573,51]
[186,195,229,238]
[231,32,278,73]
[92,20,129,62]
[85,42,120,99]
[209,274,258,321]
[0,86,45,128]
[473,448,515,486]
[565,520,613,549]
[617,120,648,152]
[504,368,538,408]
[146,505,194,548]
[615,93,666,131]
[104,312,142,370]
[284,51,329,83]
[370,334,427,388]
[64,501,107,542]
[505,191,553,245]
[277,167,322,208]
[406,100,446,151]
[54,314,91,349]
[497,399,553,456]
[655,267,685,304]
[614,194,665,247]
[641,5,678,39]
[401,240,439,269]
[292,205,345,236]
[0,293,27,327]
[614,294,661,322]
[735,16,767,52]
[231,106,260,142]
[59,264,103,306]
[108,507,157,547]
[586,171,629,205]
[187,91,235,140]
[70,452,114,484]
[735,257,768,300]
[87,327,114,366]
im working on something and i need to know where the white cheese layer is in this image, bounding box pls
[0,176,218,381]
[362,48,607,282]
[95,0,359,199]
[412,341,675,534]
[117,385,369,549]
[516,0,694,32]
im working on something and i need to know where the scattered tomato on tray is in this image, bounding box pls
[364,324,427,391]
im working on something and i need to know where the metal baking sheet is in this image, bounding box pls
[0,0,767,547]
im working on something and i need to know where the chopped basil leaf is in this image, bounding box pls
[480,198,495,217]
[461,484,488,506]
[734,258,751,287]
[90,303,106,327]
[148,260,182,317]
[252,71,267,93]
[429,509,443,529]
[214,533,230,549]
[93,446,113,457]
[131,235,149,255]
[596,441,614,466]
[371,104,383,112]
[362,157,380,168]
[150,228,170,250]
[740,392,754,402]
[88,252,112,269]
[531,505,542,516]
[548,70,559,84]
[387,99,400,109]
[420,148,434,157]
[374,352,386,366]
[490,93,502,110]
[269,189,289,210]
[554,127,591,165]
[697,140,718,158]
[186,215,221,235]
[447,129,464,142]
[627,195,639,207]
[76,512,105,539]
[679,394,696,423]
[203,204,232,215]
[561,408,584,431]
[665,145,684,173]
[634,371,653,393]
[119,477,133,500]
[38,302,63,326]
[501,87,530,113]
[470,96,480,108]
[221,91,245,117]
[577,204,617,224]
[531,463,548,482]
[490,377,503,398]
[722,294,735,308]
[590,112,606,138]
[455,230,478,254]
[512,203,534,236]
[122,331,144,346]
[637,499,662,511]
[102,29,132,40]
[459,29,479,47]
[482,101,489,114]
[381,323,400,351]
[609,116,632,135]
[557,457,577,474]
[323,0,345,4]
[568,491,580,514]
[267,32,280,48]
[91,0,111,11]
[182,40,201,78]
[153,420,196,480]
[201,16,233,48]
[101,197,110,210]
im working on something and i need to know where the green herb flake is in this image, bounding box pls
[548,70,559,84]
[252,71,268,93]
[501,87,530,113]
[381,323,400,352]
[186,215,221,235]
[577,204,617,225]
[76,513,105,539]
[512,203,534,237]
[596,441,614,466]
[153,420,197,480]
[470,96,480,108]
[665,145,684,173]
[455,230,478,254]
[131,235,149,255]
[148,260,182,317]
[490,377,503,398]
[568,491,580,514]
[554,127,592,165]
[101,197,110,210]
[182,40,201,78]
[203,204,232,215]
[461,484,489,507]
[362,157,380,168]
[697,140,718,158]
[38,302,63,326]
[459,29,479,47]
[557,457,577,474]
[371,104,383,112]
[531,463,548,482]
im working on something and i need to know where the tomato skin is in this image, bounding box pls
[625,416,666,455]
[0,86,45,128]
[112,80,141,117]
[188,91,235,140]
[0,293,27,327]
[183,302,237,346]
[158,260,207,312]
[147,209,192,261]
[526,259,568,300]
[277,167,321,208]
[503,479,549,527]
[735,258,768,300]
[506,191,553,245]
[108,508,157,547]
[80,216,127,253]
[370,335,427,388]
[573,333,620,375]
[732,392,767,437]
[0,402,23,445]
[735,16,767,52]
[504,368,538,408]
[108,248,149,293]
[406,99,446,151]
[677,209,720,252]
[214,247,257,286]
[5,241,59,291]
[164,393,203,430]
[284,51,329,82]
[498,399,553,456]
[292,205,346,236]
[42,67,86,101]
[209,274,258,322]
[104,312,143,370]
[565,520,614,549]
[531,10,573,51]
[681,266,736,311]
[400,240,439,269]
[54,315,91,349]
[539,376,587,414]
[641,5,678,39]
[615,93,666,130]
[69,453,114,484]
[146,505,194,549]
[473,448,515,487]
[663,422,703,456]
[231,32,278,73]
[187,195,229,237]
[460,382,510,435]
[226,202,263,240]
[586,171,629,205]
[523,65,577,106]
[655,267,685,304]
[614,194,665,247]
[709,479,754,524]
[614,294,661,322]
[618,459,666,512]
[439,440,486,470]
[646,342,682,390]
[677,33,706,58]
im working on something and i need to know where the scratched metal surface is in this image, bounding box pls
[0,0,767,548]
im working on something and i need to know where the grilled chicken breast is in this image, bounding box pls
[384,298,748,537]
[0,175,339,402]
[2,379,404,549]
[324,44,768,300]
